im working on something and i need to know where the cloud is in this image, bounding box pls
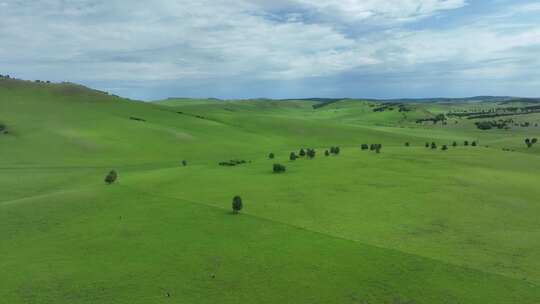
[0,0,538,99]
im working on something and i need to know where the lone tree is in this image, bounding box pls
[273,163,286,173]
[104,170,118,185]
[405,142,410,147]
[268,153,275,159]
[289,152,297,161]
[182,160,187,166]
[299,148,306,157]
[232,196,243,214]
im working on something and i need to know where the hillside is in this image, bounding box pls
[1,79,540,303]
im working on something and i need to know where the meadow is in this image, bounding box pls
[1,78,540,303]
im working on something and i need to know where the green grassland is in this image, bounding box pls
[1,78,540,303]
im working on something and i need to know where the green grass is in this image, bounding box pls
[1,78,540,303]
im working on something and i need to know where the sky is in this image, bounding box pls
[1,0,540,100]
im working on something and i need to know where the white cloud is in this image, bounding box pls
[0,0,539,98]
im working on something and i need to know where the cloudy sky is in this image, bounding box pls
[1,0,540,100]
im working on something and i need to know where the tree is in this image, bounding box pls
[104,170,118,184]
[405,142,410,147]
[425,142,430,148]
[273,163,286,173]
[325,150,330,156]
[442,145,448,151]
[452,141,457,147]
[268,153,275,159]
[525,138,532,148]
[289,152,297,161]
[182,160,187,166]
[464,140,469,146]
[532,138,538,144]
[299,148,306,157]
[232,196,243,214]
[471,141,477,147]
[361,144,369,150]
[431,142,437,150]
[307,148,316,159]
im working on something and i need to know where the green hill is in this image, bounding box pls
[1,78,540,303]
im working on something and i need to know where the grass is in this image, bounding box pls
[1,78,540,303]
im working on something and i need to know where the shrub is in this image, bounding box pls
[289,152,297,161]
[232,196,243,214]
[219,159,247,166]
[104,170,118,184]
[268,153,275,159]
[273,163,286,173]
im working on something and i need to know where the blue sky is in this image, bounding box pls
[1,0,539,100]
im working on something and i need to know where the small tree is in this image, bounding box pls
[361,144,369,150]
[299,148,306,157]
[268,153,275,159]
[104,170,118,185]
[452,141,457,147]
[273,163,286,173]
[307,148,316,159]
[464,140,469,146]
[431,142,437,150]
[532,138,538,144]
[289,152,297,161]
[325,150,330,156]
[442,145,448,151]
[232,196,243,214]
[425,142,430,148]
[405,142,410,147]
[182,160,187,166]
[471,141,477,147]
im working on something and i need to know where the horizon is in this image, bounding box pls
[1,1,540,100]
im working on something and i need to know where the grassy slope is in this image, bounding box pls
[1,80,540,303]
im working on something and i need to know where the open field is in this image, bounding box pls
[1,78,540,303]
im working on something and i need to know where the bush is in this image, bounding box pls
[219,159,247,166]
[268,153,275,159]
[232,196,243,214]
[405,142,410,147]
[182,160,187,166]
[273,163,286,173]
[289,152,297,161]
[104,170,118,184]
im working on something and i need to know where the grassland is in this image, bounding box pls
[1,78,540,303]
